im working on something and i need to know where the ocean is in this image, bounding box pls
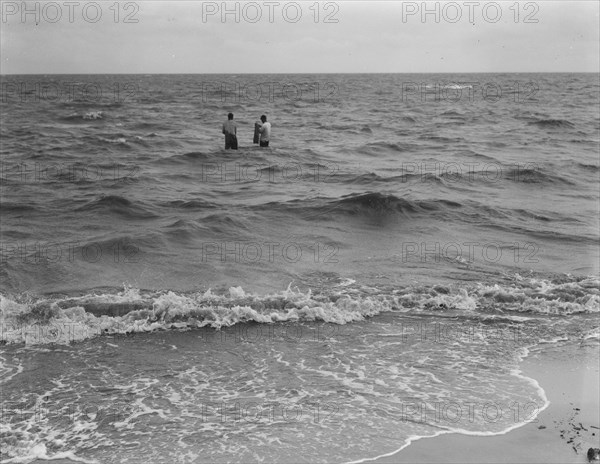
[0,73,599,463]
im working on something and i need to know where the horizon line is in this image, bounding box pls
[1,71,598,76]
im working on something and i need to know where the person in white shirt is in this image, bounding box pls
[222,113,238,150]
[258,115,271,147]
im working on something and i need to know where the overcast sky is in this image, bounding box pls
[1,1,598,73]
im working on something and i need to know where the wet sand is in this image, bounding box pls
[371,341,600,464]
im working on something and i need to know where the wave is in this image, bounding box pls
[336,172,405,186]
[419,134,466,143]
[249,192,470,221]
[59,111,107,122]
[76,195,157,219]
[440,110,467,118]
[163,219,209,242]
[162,199,218,210]
[448,149,499,163]
[57,101,122,110]
[0,202,36,213]
[337,192,419,214]
[100,137,129,146]
[356,141,419,155]
[131,121,163,131]
[289,192,463,220]
[155,151,218,165]
[2,275,596,345]
[336,192,460,214]
[528,119,575,129]
[487,223,598,244]
[577,162,600,172]
[503,167,577,185]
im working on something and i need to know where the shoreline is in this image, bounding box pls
[27,341,600,464]
[369,341,600,464]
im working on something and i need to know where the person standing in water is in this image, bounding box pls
[253,118,261,144]
[258,115,271,147]
[222,113,238,150]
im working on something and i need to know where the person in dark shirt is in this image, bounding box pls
[253,118,261,144]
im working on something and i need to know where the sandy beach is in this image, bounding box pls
[371,341,600,464]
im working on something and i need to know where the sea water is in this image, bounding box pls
[1,73,598,463]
